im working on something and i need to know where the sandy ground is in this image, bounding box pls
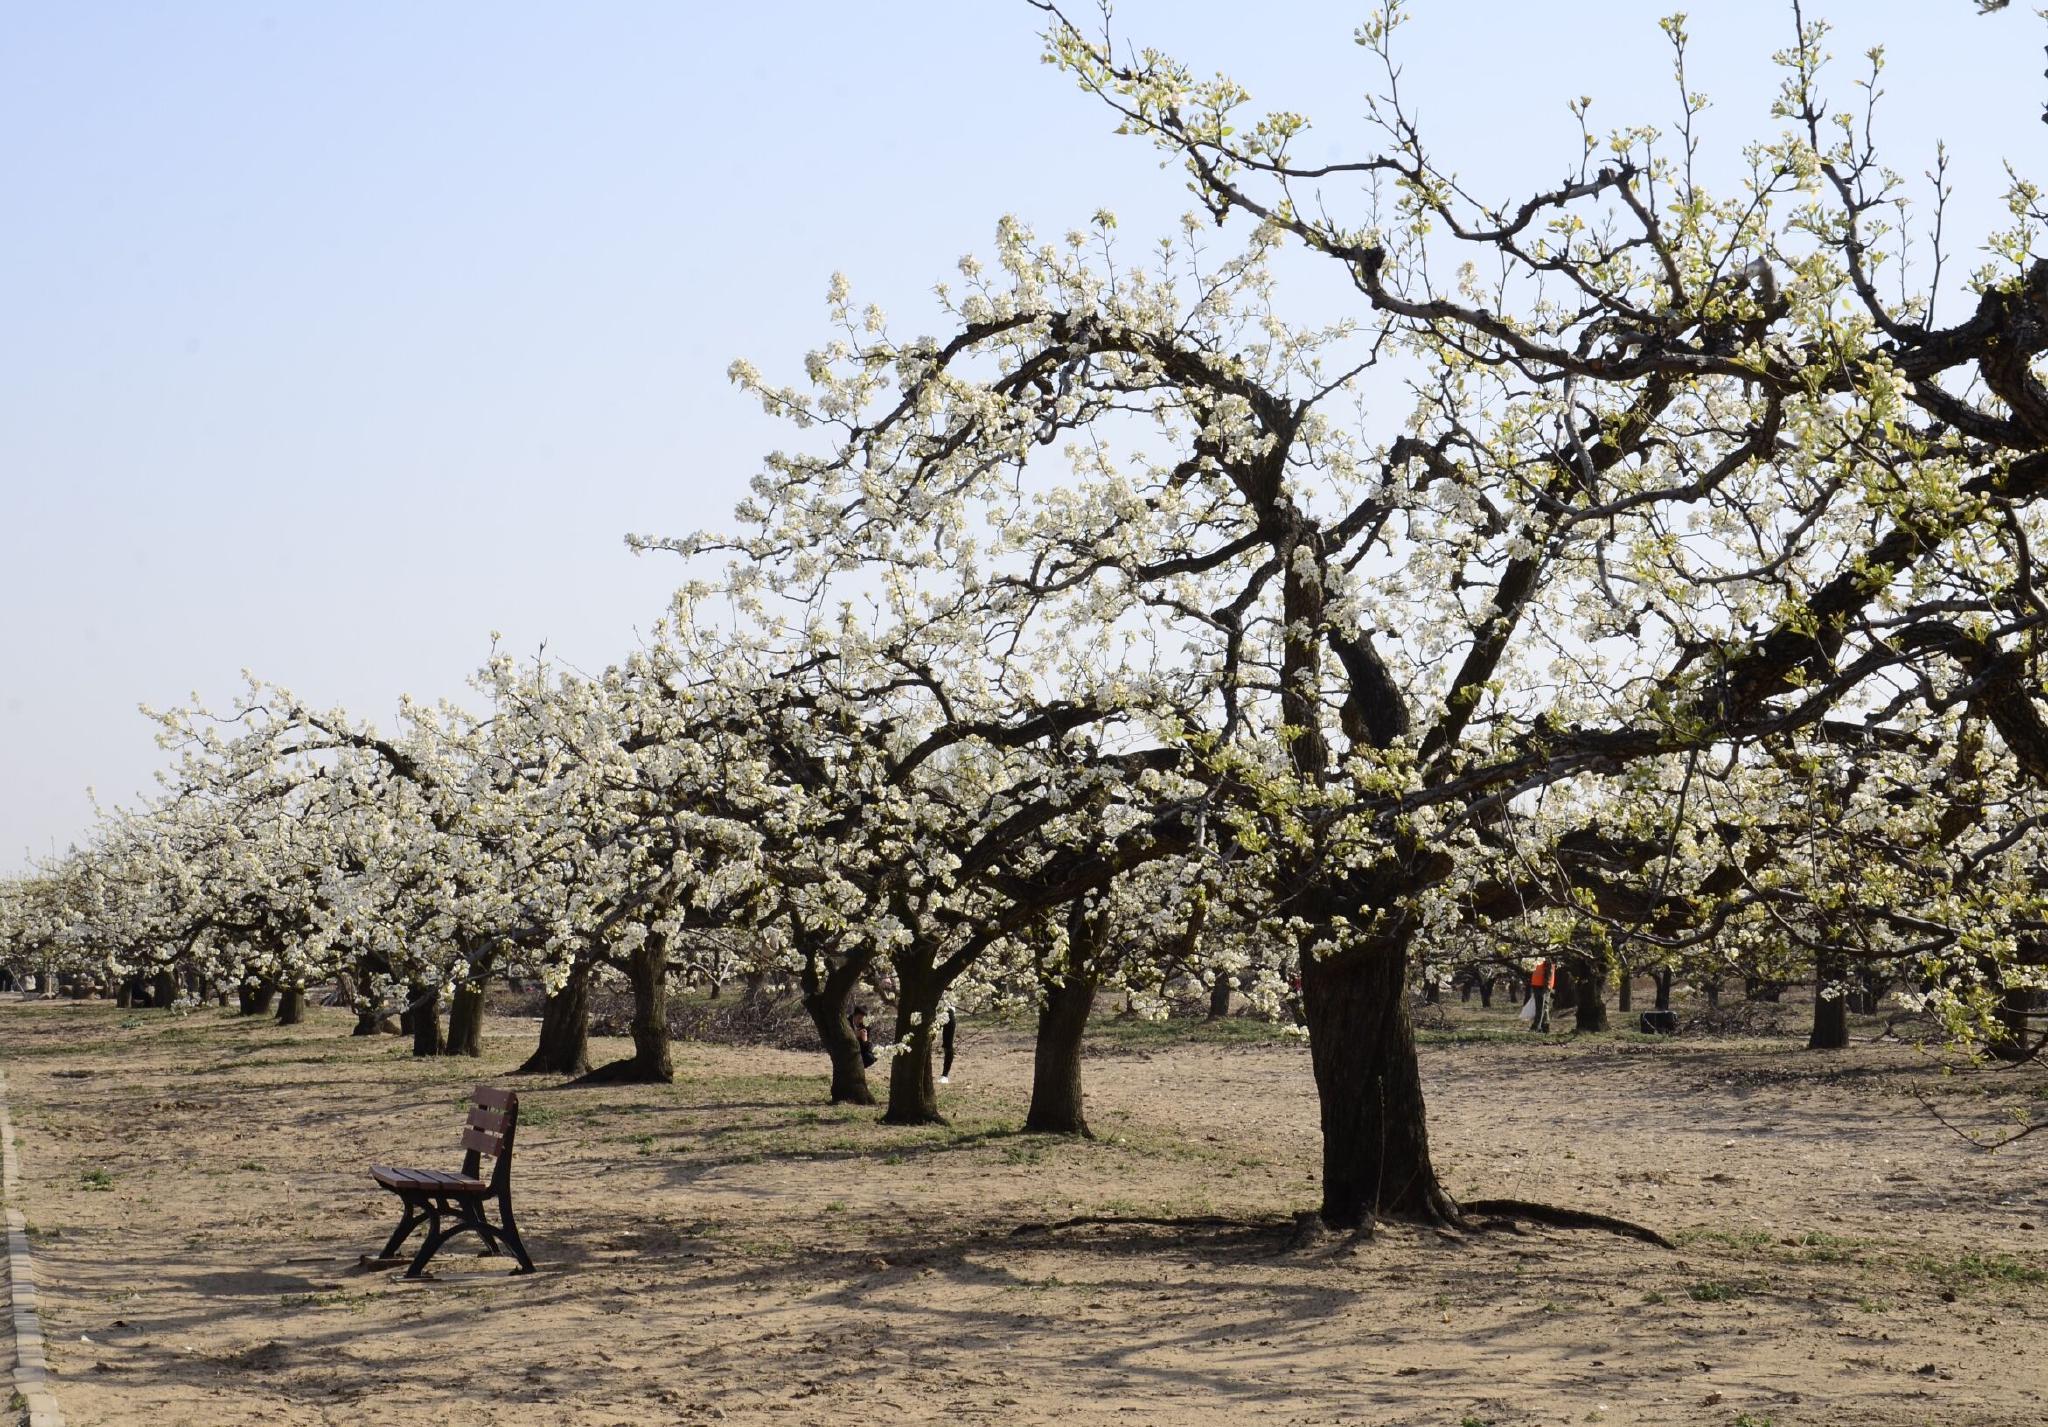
[1,997,2045,1427]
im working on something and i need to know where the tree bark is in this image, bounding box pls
[238,981,274,1016]
[882,947,946,1125]
[587,930,673,1083]
[1654,968,1673,1012]
[1299,930,1455,1229]
[1207,973,1232,1021]
[1808,952,1850,1050]
[151,970,178,1009]
[800,949,876,1106]
[1615,966,1632,1014]
[1990,980,2039,1063]
[1025,966,1100,1136]
[519,961,593,1076]
[274,984,307,1026]
[445,981,486,1057]
[1572,961,1608,1034]
[410,981,445,1057]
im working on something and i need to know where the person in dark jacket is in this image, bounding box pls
[850,1006,877,1067]
[939,1007,957,1084]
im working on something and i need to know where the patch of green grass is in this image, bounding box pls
[1415,1024,1564,1046]
[1794,1230,1865,1264]
[1687,1278,1743,1302]
[1461,1415,1494,1427]
[1076,1014,1300,1051]
[1910,1251,2048,1288]
[1675,1226,1772,1252]
[235,1160,268,1172]
[1733,1414,1775,1427]
[78,1168,115,1191]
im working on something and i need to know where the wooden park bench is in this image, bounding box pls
[368,1084,535,1278]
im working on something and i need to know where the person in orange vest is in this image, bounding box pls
[1528,958,1554,1032]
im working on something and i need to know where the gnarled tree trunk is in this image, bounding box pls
[410,981,446,1057]
[1299,928,1455,1229]
[883,950,945,1125]
[1026,902,1107,1136]
[1025,968,1100,1136]
[238,981,275,1016]
[588,930,672,1083]
[1571,961,1608,1034]
[1809,952,1849,1050]
[800,947,877,1106]
[519,961,593,1076]
[446,981,486,1057]
[274,984,307,1026]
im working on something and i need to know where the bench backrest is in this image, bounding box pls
[460,1085,519,1187]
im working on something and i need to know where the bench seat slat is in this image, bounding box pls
[370,1164,489,1195]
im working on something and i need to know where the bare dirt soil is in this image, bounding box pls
[2,997,2044,1427]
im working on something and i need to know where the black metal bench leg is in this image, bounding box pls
[379,1194,429,1259]
[495,1190,535,1273]
[404,1205,447,1279]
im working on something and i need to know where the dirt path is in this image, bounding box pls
[2,999,2043,1426]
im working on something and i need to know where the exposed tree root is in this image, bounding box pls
[1012,1213,1287,1238]
[573,1057,673,1086]
[1457,1198,1675,1249]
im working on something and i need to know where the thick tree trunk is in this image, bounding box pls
[519,962,593,1076]
[151,970,178,1009]
[410,982,445,1057]
[238,981,274,1016]
[1990,981,2039,1063]
[1809,952,1849,1050]
[1654,968,1673,1012]
[588,931,673,1083]
[1615,966,1632,1013]
[1477,975,1494,1009]
[1572,962,1608,1034]
[115,977,137,1009]
[1207,973,1232,1021]
[274,985,307,1026]
[883,951,945,1125]
[1299,932,1454,1229]
[445,981,486,1057]
[800,953,876,1106]
[1025,967,1100,1135]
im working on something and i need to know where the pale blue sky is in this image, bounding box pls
[2,1,2038,866]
